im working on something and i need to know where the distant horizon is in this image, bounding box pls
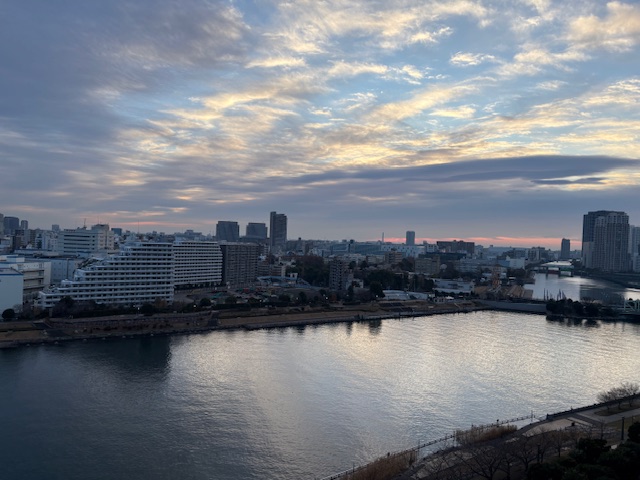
[6,217,579,250]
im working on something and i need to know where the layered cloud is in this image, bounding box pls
[0,0,639,244]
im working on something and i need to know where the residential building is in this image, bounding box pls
[0,213,4,235]
[269,211,287,252]
[329,257,352,291]
[527,247,549,263]
[216,221,240,242]
[436,240,475,256]
[173,241,222,287]
[49,256,83,284]
[582,210,626,269]
[380,244,425,258]
[38,242,174,309]
[415,256,441,276]
[384,250,403,265]
[631,226,640,272]
[591,212,630,272]
[219,243,259,288]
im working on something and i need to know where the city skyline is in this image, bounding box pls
[1,1,639,248]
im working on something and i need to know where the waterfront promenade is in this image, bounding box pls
[0,299,486,348]
[335,398,640,480]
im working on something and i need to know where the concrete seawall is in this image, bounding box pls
[478,300,547,314]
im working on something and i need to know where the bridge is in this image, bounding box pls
[536,261,574,276]
[618,299,640,317]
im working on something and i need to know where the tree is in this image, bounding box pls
[369,281,384,299]
[140,303,156,316]
[598,382,640,409]
[629,422,640,443]
[278,293,290,304]
[2,308,16,321]
[346,284,354,301]
[225,295,238,305]
[297,291,307,305]
[199,297,212,308]
[584,303,599,317]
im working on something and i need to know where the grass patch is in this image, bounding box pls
[455,424,517,446]
[594,404,640,417]
[341,450,417,480]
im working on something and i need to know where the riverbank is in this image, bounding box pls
[0,300,485,348]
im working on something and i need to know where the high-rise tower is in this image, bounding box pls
[406,231,415,246]
[216,221,240,242]
[269,211,287,253]
[560,238,570,260]
[582,210,629,271]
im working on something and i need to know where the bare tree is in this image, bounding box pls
[453,442,507,480]
[598,382,640,410]
[508,434,539,472]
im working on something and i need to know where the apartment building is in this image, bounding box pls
[220,243,259,288]
[173,241,222,287]
[39,242,174,308]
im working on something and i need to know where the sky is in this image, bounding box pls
[1,0,639,249]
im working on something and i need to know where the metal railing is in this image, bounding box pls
[319,413,535,480]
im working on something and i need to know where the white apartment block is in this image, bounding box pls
[39,242,174,309]
[173,241,222,287]
[0,255,51,301]
[56,224,115,257]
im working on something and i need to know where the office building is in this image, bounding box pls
[20,220,28,231]
[3,216,19,235]
[582,211,629,271]
[269,211,287,252]
[560,238,570,260]
[56,224,115,256]
[216,221,240,242]
[406,231,415,246]
[0,214,4,235]
[245,222,267,241]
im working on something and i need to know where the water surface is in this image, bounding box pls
[2,311,639,479]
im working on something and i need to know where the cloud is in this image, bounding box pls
[450,52,497,66]
[568,1,640,52]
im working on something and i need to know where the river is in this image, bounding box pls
[530,272,640,304]
[2,311,640,479]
